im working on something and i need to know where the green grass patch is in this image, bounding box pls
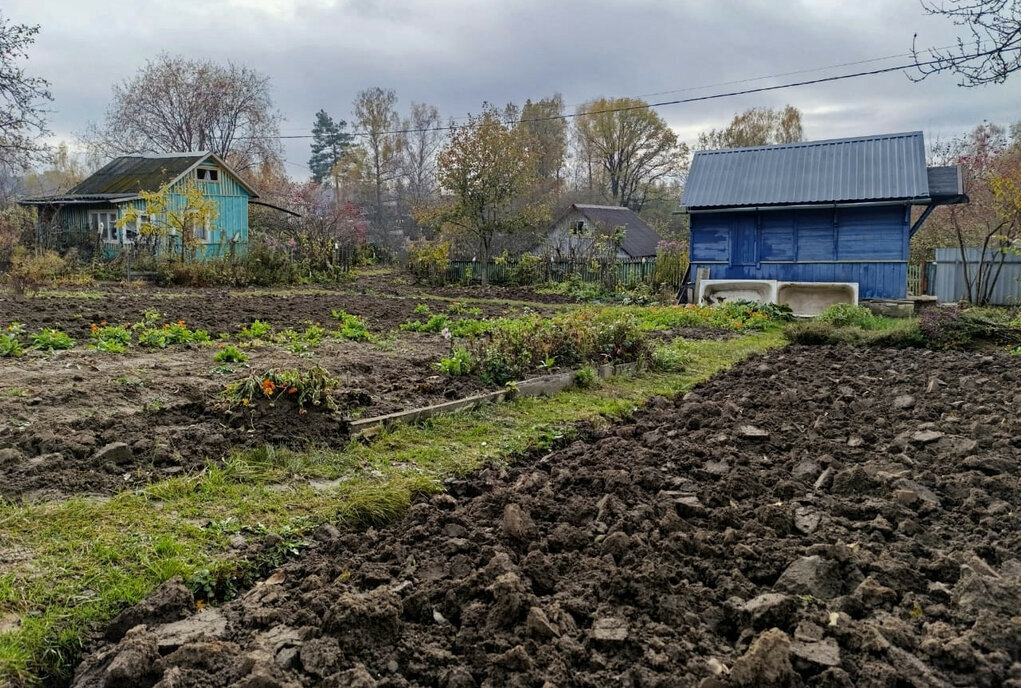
[0,330,781,686]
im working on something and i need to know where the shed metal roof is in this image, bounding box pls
[570,204,663,257]
[67,154,209,195]
[683,131,931,210]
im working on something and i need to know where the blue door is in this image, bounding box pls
[731,218,757,266]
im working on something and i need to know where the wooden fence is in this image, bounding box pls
[438,258,686,289]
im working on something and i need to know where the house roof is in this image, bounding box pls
[19,152,258,204]
[569,204,663,257]
[682,131,934,210]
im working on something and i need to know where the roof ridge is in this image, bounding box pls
[695,131,923,156]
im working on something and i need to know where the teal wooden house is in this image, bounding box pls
[20,152,258,260]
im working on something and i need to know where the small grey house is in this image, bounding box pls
[547,204,663,260]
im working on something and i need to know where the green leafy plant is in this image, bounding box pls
[221,366,340,412]
[817,303,880,329]
[331,310,371,341]
[30,328,75,351]
[0,332,23,358]
[652,346,688,372]
[434,347,473,376]
[413,303,432,316]
[236,319,273,341]
[446,301,482,316]
[214,345,248,364]
[89,324,132,353]
[573,366,598,389]
[400,313,450,333]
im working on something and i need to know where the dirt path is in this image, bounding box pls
[71,346,1020,687]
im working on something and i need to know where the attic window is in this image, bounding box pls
[571,220,585,236]
[196,168,219,182]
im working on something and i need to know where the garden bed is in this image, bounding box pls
[71,345,1021,687]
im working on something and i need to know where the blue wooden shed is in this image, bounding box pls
[682,131,967,300]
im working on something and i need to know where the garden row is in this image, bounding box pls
[784,303,1021,353]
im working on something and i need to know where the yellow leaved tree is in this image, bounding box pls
[118,178,217,262]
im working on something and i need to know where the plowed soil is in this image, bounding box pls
[72,346,1021,688]
[0,284,561,500]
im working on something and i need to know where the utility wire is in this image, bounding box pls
[243,47,999,140]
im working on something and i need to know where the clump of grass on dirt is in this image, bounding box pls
[0,330,782,687]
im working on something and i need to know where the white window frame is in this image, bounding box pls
[91,210,121,244]
[196,167,219,183]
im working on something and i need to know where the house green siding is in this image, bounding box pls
[24,152,257,262]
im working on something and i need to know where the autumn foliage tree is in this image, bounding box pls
[423,105,547,284]
[574,98,689,211]
[922,122,1021,304]
[697,105,804,149]
[118,178,218,262]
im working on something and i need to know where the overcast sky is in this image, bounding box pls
[7,0,1020,178]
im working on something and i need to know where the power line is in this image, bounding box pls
[245,47,997,141]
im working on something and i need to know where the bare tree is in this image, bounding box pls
[0,12,51,174]
[353,87,403,236]
[82,54,282,171]
[913,0,1021,85]
[400,102,443,203]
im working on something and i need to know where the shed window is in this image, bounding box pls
[91,211,120,243]
[196,168,219,182]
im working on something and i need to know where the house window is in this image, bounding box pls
[91,211,120,243]
[571,220,587,236]
[196,167,219,182]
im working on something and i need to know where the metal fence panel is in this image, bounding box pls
[932,248,1021,305]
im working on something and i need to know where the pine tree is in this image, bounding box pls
[308,110,353,183]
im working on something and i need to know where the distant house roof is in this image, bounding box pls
[564,204,663,257]
[20,152,258,205]
[682,131,955,211]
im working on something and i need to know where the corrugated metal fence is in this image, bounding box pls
[931,247,1021,305]
[442,258,685,289]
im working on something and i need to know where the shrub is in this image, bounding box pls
[447,310,653,385]
[7,248,67,296]
[331,310,371,341]
[407,239,451,286]
[817,304,880,329]
[221,366,339,412]
[214,345,249,364]
[31,328,75,351]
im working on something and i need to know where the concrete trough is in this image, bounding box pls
[776,282,859,317]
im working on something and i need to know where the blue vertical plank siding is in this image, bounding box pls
[689,204,911,299]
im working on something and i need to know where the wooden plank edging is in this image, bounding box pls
[350,361,643,440]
